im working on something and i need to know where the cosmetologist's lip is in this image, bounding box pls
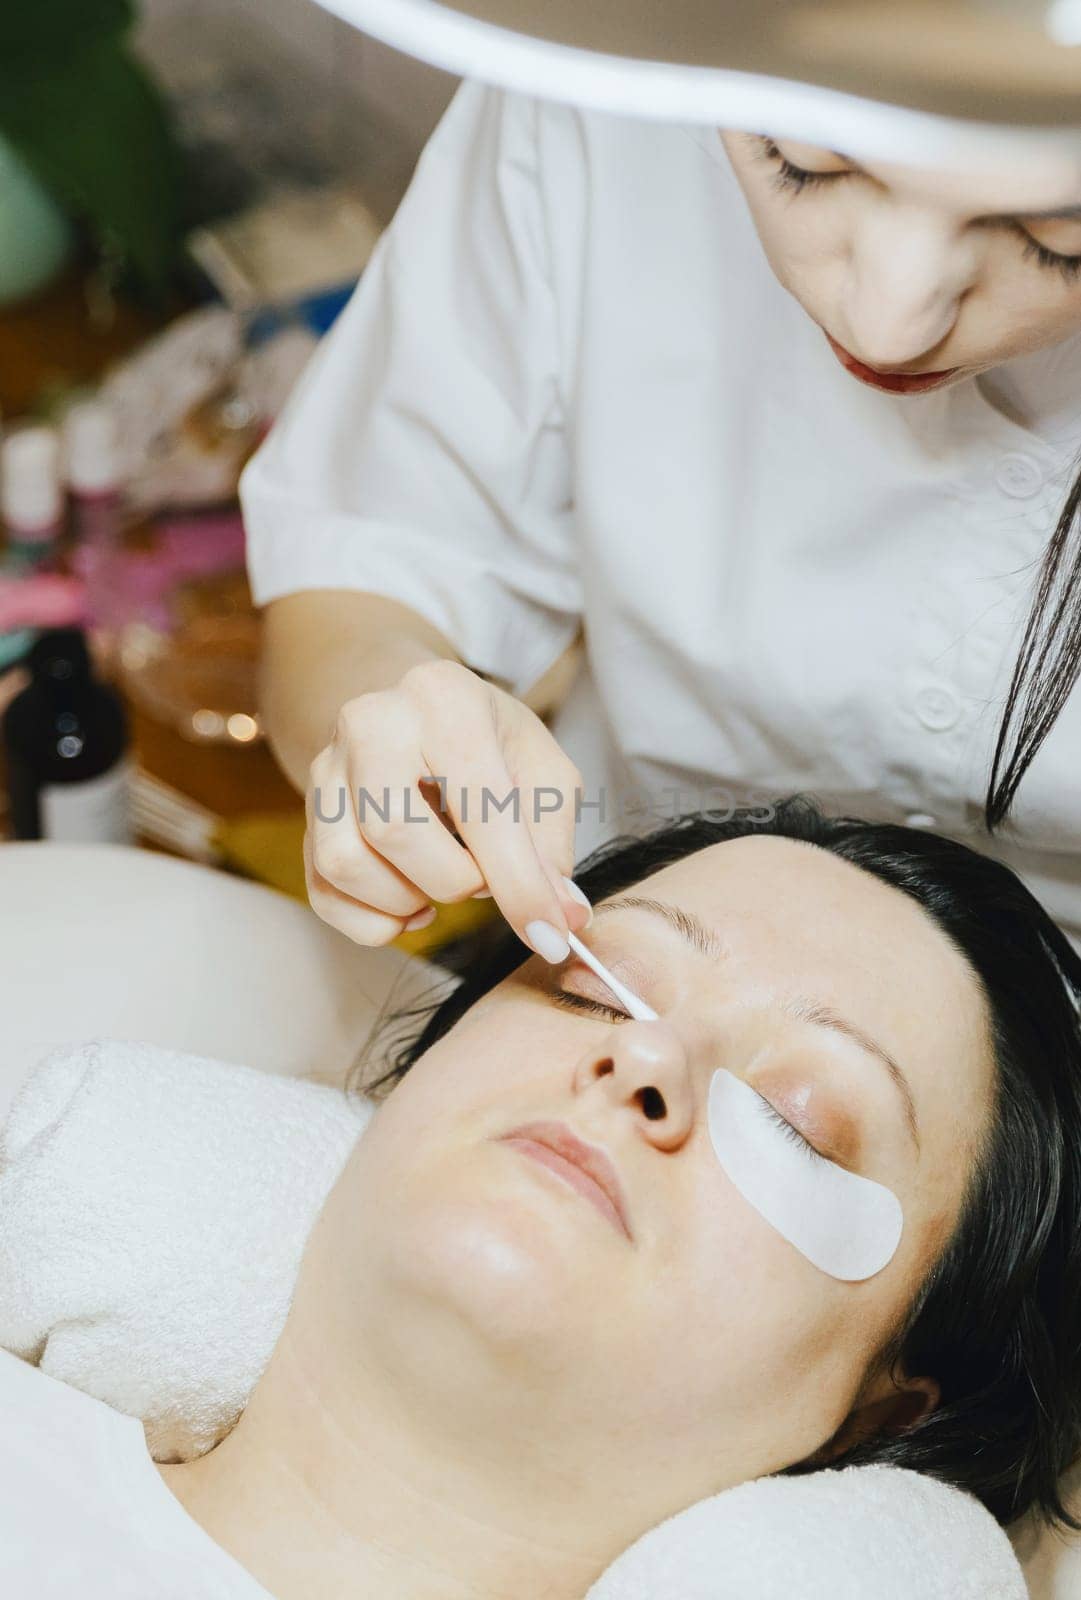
[825,332,960,394]
[497,1120,633,1240]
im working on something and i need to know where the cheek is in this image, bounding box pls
[356,999,586,1216]
[644,1176,859,1404]
[743,199,838,312]
[613,1204,882,1475]
[720,140,829,306]
[383,1000,552,1120]
[999,281,1081,353]
[950,254,1081,362]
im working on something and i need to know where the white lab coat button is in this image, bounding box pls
[995,452,1043,500]
[905,813,938,829]
[914,685,961,731]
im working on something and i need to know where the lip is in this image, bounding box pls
[497,1120,633,1240]
[825,333,959,394]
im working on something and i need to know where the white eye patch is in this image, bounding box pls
[707,1069,904,1282]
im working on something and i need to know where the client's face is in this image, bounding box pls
[306,836,993,1542]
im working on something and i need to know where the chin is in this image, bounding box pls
[394,1185,598,1353]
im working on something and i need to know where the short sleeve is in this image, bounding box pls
[241,81,581,699]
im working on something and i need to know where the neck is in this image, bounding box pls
[161,1316,617,1600]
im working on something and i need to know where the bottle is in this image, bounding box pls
[1,425,63,570]
[2,627,133,843]
[63,399,122,551]
[63,400,129,653]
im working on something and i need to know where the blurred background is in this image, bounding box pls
[0,0,465,952]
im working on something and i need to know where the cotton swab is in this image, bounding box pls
[566,932,659,1021]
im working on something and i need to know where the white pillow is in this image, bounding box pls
[0,1039,369,1459]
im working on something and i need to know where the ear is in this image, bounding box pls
[814,1371,941,1463]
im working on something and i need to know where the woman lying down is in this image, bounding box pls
[6,797,1081,1599]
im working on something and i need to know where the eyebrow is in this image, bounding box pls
[595,895,725,960]
[593,894,921,1154]
[781,998,921,1156]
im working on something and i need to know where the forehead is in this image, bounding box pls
[620,834,988,1068]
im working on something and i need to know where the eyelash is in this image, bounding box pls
[1018,233,1081,284]
[759,1098,824,1164]
[761,139,841,197]
[759,138,1081,285]
[553,989,826,1163]
[552,990,629,1022]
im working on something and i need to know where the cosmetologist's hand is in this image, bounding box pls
[304,659,592,959]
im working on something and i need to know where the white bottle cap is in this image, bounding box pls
[62,400,120,496]
[1,425,62,536]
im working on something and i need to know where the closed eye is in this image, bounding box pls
[759,138,853,196]
[552,990,631,1023]
[1016,228,1081,283]
[758,1095,827,1164]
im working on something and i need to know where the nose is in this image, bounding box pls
[841,204,976,369]
[572,1019,695,1151]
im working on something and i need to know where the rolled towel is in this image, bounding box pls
[585,1461,1027,1599]
[0,1041,1029,1597]
[0,1039,369,1460]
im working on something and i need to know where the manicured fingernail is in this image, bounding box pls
[525,919,570,964]
[404,906,437,931]
[562,876,593,926]
[472,888,493,899]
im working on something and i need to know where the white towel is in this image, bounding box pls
[585,1461,1027,1599]
[0,1041,1028,1597]
[0,1039,369,1460]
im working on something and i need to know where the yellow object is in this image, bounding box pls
[394,894,500,958]
[214,808,500,956]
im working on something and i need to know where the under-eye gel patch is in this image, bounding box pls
[707,1069,904,1282]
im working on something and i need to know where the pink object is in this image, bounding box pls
[0,573,88,632]
[70,511,248,633]
[155,512,247,578]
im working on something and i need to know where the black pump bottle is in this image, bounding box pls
[2,627,132,843]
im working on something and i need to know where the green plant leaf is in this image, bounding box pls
[0,38,182,295]
[0,0,134,66]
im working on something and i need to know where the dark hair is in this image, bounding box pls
[986,461,1081,827]
[363,796,1081,1528]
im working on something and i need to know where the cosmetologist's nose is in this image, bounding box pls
[573,1018,695,1150]
[841,206,975,369]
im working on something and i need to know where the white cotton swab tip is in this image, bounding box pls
[566,933,658,1022]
